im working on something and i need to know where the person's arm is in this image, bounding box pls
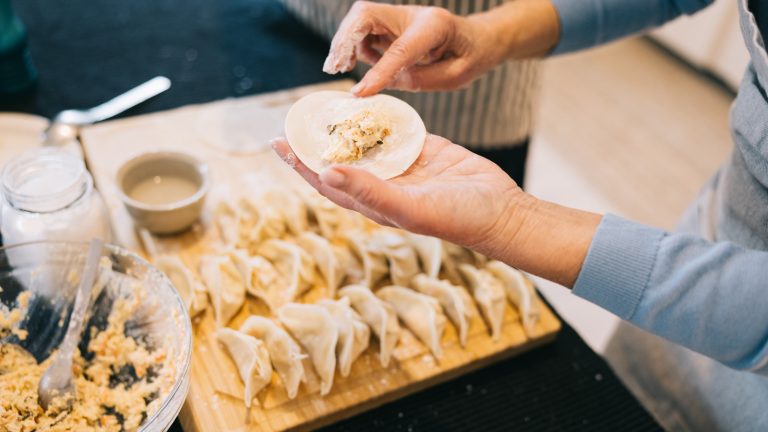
[323,0,714,95]
[272,137,768,372]
[550,0,713,54]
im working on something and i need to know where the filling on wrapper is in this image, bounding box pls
[322,110,391,163]
[285,91,426,179]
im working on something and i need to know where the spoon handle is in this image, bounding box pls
[86,76,171,124]
[58,238,104,357]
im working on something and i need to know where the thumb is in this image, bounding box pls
[319,166,409,220]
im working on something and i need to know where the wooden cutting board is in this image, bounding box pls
[81,80,561,432]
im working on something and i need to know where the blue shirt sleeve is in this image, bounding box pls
[550,0,714,54]
[574,214,768,374]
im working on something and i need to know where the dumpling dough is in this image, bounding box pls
[228,249,286,311]
[256,239,317,308]
[277,303,338,395]
[199,255,246,327]
[342,231,388,288]
[154,255,208,318]
[377,285,446,359]
[338,285,400,367]
[297,232,345,298]
[285,91,427,179]
[239,316,307,399]
[406,233,442,278]
[215,328,272,408]
[369,229,420,287]
[485,261,541,336]
[459,264,506,341]
[412,274,475,347]
[317,297,370,377]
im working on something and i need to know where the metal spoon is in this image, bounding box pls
[38,238,104,411]
[44,76,171,145]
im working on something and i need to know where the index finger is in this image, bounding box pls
[323,2,381,74]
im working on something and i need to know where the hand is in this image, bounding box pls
[323,1,511,96]
[271,135,527,258]
[323,0,561,97]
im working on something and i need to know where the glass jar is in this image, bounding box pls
[0,148,112,246]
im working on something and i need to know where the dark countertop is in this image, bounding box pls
[2,0,661,430]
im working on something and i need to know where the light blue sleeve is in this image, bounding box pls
[574,214,768,374]
[550,0,713,54]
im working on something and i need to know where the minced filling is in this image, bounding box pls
[322,110,391,163]
[0,290,175,432]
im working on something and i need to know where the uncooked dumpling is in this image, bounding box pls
[406,233,442,278]
[485,261,540,336]
[285,91,426,179]
[239,315,307,399]
[277,303,338,395]
[412,274,476,347]
[297,232,345,297]
[256,239,317,308]
[258,189,308,235]
[342,231,389,288]
[228,249,286,310]
[317,297,370,377]
[338,285,400,367]
[155,255,208,318]
[369,229,420,287]
[215,328,272,408]
[459,264,506,341]
[377,285,446,359]
[199,254,246,327]
[239,196,287,245]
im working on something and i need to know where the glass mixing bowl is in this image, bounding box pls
[0,241,192,431]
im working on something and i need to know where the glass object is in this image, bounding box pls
[0,148,112,246]
[0,0,36,93]
[0,241,192,431]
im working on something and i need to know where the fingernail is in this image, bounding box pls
[320,168,346,187]
[351,82,366,95]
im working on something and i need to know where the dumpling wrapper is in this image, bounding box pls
[317,297,370,377]
[199,254,246,327]
[215,328,272,408]
[155,255,208,318]
[278,303,338,395]
[485,261,541,336]
[458,264,506,342]
[338,285,400,367]
[285,91,427,179]
[239,316,307,399]
[412,274,476,347]
[377,285,446,360]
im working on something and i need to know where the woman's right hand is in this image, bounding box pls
[323,1,511,96]
[323,0,561,97]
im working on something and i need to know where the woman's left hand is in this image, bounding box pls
[271,135,526,258]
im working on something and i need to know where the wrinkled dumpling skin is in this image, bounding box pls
[377,285,446,359]
[258,189,308,235]
[369,230,420,287]
[257,239,317,308]
[239,315,307,399]
[485,261,540,336]
[412,274,475,347]
[342,231,389,288]
[228,249,287,310]
[297,232,345,297]
[406,233,442,278]
[155,255,208,318]
[338,285,400,367]
[239,196,287,246]
[458,264,506,341]
[317,297,370,377]
[199,254,246,327]
[277,303,338,395]
[215,328,272,408]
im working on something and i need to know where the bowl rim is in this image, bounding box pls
[0,240,193,430]
[115,150,211,213]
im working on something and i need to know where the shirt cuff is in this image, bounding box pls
[573,214,665,319]
[549,0,601,55]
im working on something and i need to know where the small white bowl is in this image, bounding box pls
[116,151,210,234]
